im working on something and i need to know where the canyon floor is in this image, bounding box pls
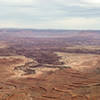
[0,29,100,100]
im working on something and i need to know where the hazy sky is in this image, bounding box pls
[0,0,100,29]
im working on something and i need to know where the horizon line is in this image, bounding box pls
[0,28,100,31]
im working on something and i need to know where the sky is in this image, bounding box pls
[0,0,100,29]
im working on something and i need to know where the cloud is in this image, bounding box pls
[83,0,100,4]
[0,17,100,30]
[0,0,33,5]
[0,0,100,29]
[44,17,100,29]
[80,0,100,8]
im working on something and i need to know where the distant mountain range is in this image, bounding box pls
[0,29,100,39]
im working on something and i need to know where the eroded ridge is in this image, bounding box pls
[0,30,100,100]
